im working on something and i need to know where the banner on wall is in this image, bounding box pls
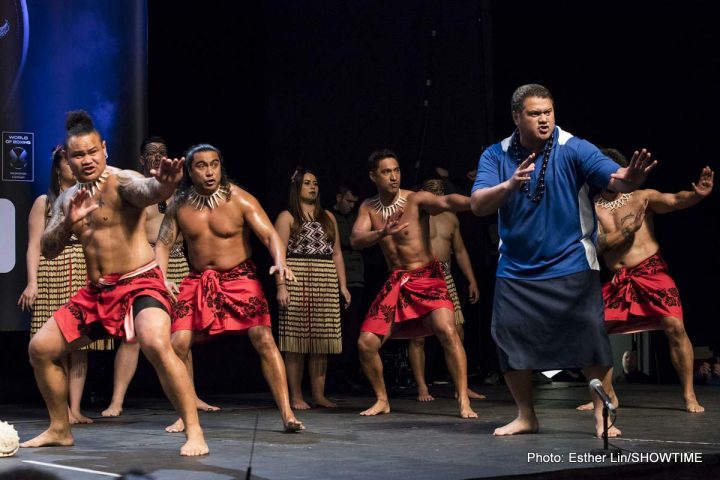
[0,1,148,330]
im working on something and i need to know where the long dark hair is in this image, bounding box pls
[288,167,335,244]
[45,145,67,220]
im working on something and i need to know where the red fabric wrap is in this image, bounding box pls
[603,252,683,334]
[171,259,271,335]
[54,263,172,343]
[361,259,453,339]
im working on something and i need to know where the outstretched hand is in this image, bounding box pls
[151,157,184,186]
[67,188,100,226]
[509,153,536,190]
[692,166,714,197]
[610,148,657,188]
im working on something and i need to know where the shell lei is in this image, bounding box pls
[596,192,633,210]
[188,184,230,210]
[77,169,110,197]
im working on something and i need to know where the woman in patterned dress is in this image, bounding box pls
[274,167,351,409]
[17,145,113,424]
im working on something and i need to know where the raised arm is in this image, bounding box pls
[450,218,479,304]
[327,212,351,308]
[415,191,471,215]
[18,196,47,311]
[645,166,714,214]
[117,157,183,209]
[350,200,408,249]
[607,149,658,193]
[471,154,535,216]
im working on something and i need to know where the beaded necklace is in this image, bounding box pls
[187,184,230,210]
[511,129,555,203]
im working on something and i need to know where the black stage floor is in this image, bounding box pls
[1,383,719,479]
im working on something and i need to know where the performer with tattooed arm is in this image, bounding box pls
[20,110,207,456]
[155,144,304,433]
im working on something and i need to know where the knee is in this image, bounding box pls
[664,318,686,341]
[357,335,376,356]
[27,336,49,367]
[410,338,425,349]
[434,324,458,345]
[249,327,276,353]
[170,335,190,359]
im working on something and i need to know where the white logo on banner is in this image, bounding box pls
[0,199,15,273]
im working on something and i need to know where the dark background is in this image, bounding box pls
[2,0,717,403]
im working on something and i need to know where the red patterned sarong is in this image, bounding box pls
[603,252,683,334]
[54,262,172,344]
[361,259,453,339]
[171,259,271,336]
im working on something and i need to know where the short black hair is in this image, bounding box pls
[601,147,628,167]
[368,148,398,171]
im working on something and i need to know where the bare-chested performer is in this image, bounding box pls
[102,137,217,417]
[350,149,478,419]
[155,144,304,433]
[20,111,207,456]
[575,148,713,413]
[408,178,484,402]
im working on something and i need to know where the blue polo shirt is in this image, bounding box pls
[472,127,618,280]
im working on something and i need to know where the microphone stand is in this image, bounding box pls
[591,403,620,457]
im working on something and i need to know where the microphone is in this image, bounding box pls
[589,378,616,411]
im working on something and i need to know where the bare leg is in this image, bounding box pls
[188,350,220,412]
[248,326,304,431]
[358,332,390,416]
[285,352,310,410]
[576,368,618,411]
[67,350,93,424]
[494,369,538,435]
[427,309,477,418]
[135,310,207,456]
[454,324,485,400]
[662,316,704,413]
[583,365,621,438]
[165,330,194,433]
[21,317,89,448]
[102,340,139,417]
[408,337,434,401]
[309,354,336,408]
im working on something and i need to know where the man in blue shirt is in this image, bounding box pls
[471,84,656,438]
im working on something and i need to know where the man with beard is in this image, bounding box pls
[20,111,207,456]
[155,144,304,433]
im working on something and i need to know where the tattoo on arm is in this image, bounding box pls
[157,203,179,246]
[117,170,169,208]
[40,192,72,259]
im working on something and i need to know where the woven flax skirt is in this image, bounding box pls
[279,256,342,354]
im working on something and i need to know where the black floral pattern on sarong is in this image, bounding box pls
[606,254,682,310]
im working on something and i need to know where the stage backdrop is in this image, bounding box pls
[0,0,147,330]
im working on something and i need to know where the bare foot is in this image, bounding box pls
[360,399,390,416]
[196,399,220,412]
[180,437,209,456]
[101,404,123,417]
[685,397,705,413]
[69,409,94,425]
[165,418,185,433]
[313,396,338,408]
[493,416,539,436]
[20,429,74,448]
[467,388,486,400]
[283,418,306,433]
[596,424,622,438]
[458,399,478,419]
[416,387,435,402]
[576,401,594,411]
[291,398,311,410]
